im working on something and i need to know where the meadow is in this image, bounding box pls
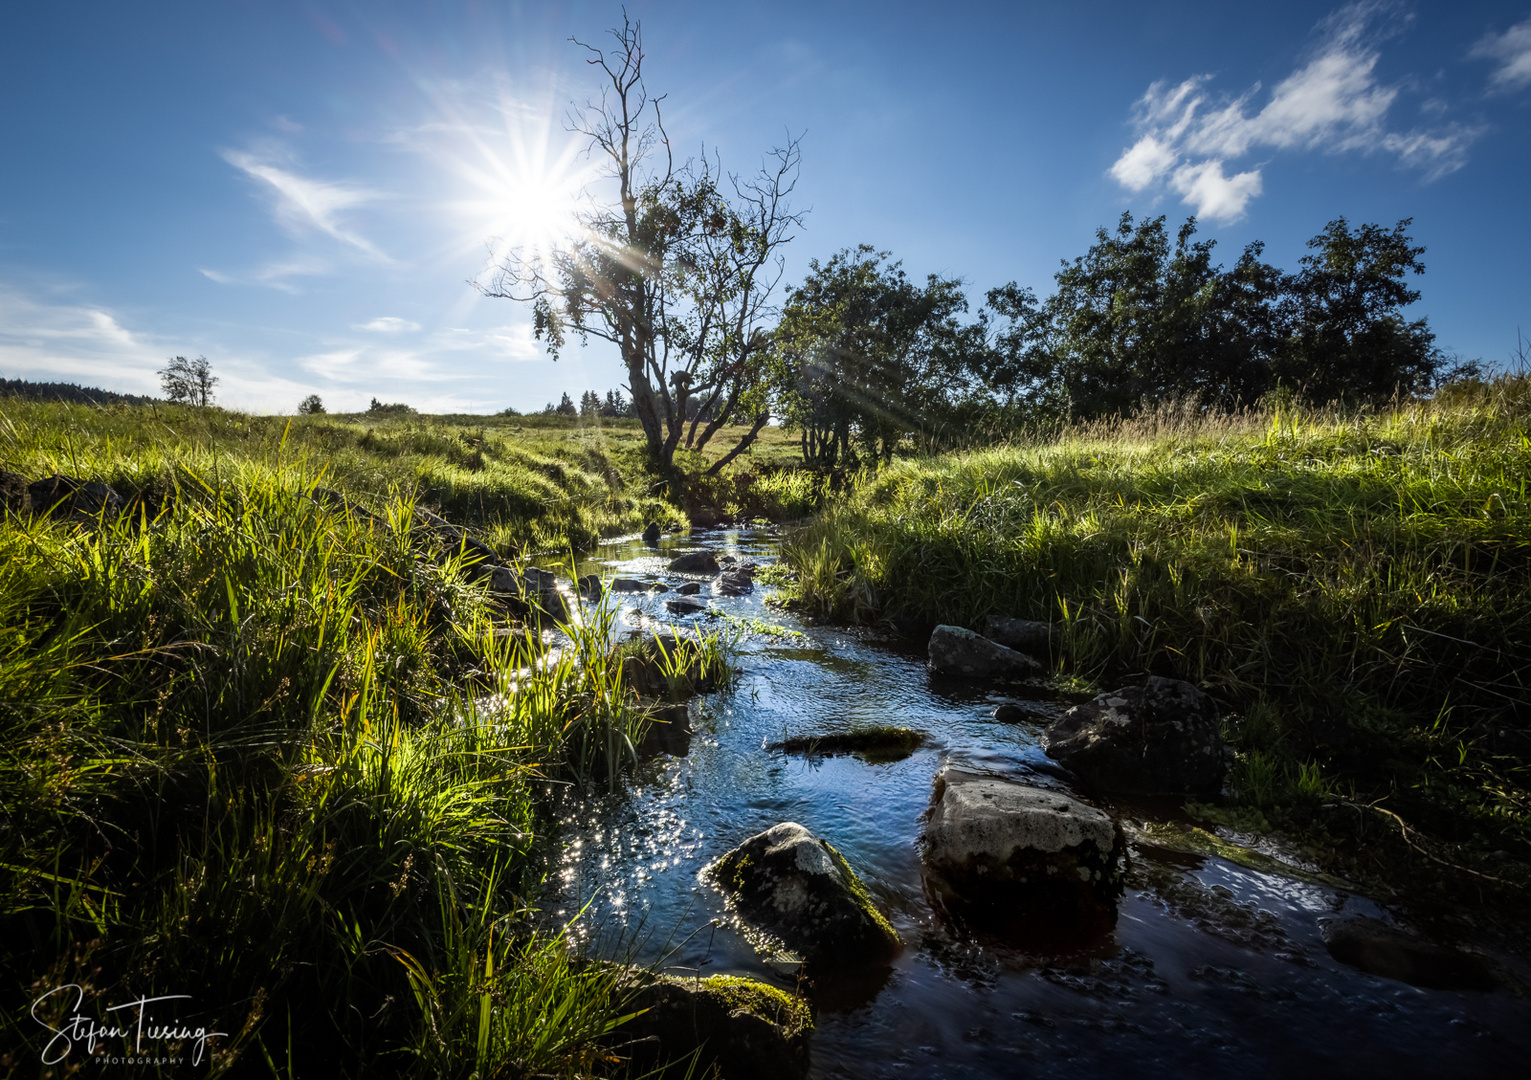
[779,377,1531,902]
[0,398,746,1076]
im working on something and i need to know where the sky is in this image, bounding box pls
[1,0,1528,414]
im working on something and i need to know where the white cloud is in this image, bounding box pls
[1109,135,1179,191]
[1471,17,1531,92]
[1170,160,1264,221]
[1108,3,1481,220]
[223,148,387,259]
[0,286,164,394]
[354,316,421,333]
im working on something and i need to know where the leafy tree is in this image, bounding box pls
[1276,217,1443,400]
[478,15,803,472]
[297,393,326,415]
[984,213,1435,418]
[367,398,416,418]
[772,246,982,466]
[158,355,217,407]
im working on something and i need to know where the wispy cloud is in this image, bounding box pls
[1470,17,1531,93]
[1108,3,1483,221]
[223,147,387,258]
[354,316,421,333]
[0,286,164,394]
[200,255,332,293]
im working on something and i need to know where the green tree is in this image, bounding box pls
[158,355,217,407]
[772,246,980,466]
[555,392,578,417]
[1277,217,1442,400]
[479,16,803,472]
[297,393,325,415]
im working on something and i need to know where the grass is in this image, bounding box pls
[777,379,1531,902]
[0,399,756,1076]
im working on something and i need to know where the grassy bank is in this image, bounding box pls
[779,380,1531,901]
[0,400,739,1075]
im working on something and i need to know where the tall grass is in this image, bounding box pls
[780,378,1531,888]
[0,417,674,1075]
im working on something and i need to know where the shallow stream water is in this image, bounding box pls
[543,527,1529,1078]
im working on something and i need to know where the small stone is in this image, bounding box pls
[669,550,721,574]
[611,577,648,593]
[666,598,707,615]
[1042,677,1223,796]
[992,703,1031,723]
[928,625,1042,679]
[713,571,754,596]
[675,581,703,596]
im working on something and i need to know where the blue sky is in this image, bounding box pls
[2,1,1528,414]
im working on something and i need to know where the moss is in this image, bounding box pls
[768,725,925,761]
[695,975,814,1039]
[824,842,900,949]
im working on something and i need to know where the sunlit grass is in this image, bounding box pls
[780,377,1531,893]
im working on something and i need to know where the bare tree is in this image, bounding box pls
[159,355,217,407]
[477,15,803,472]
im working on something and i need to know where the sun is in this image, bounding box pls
[444,98,593,264]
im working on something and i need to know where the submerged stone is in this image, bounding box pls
[1041,676,1223,796]
[714,570,755,596]
[707,822,900,967]
[1320,915,1497,991]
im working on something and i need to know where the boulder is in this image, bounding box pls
[923,768,1124,909]
[675,581,703,596]
[713,571,754,597]
[983,616,1060,656]
[638,702,692,757]
[29,475,126,518]
[577,573,603,599]
[0,469,30,514]
[927,625,1041,679]
[668,550,721,575]
[642,521,663,544]
[666,598,708,616]
[1041,676,1224,796]
[707,822,900,967]
[991,703,1033,723]
[610,972,811,1080]
[413,506,499,564]
[1319,916,1497,991]
[486,565,568,620]
[611,577,648,593]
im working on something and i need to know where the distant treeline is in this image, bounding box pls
[0,378,157,407]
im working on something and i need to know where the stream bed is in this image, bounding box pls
[544,527,1529,1078]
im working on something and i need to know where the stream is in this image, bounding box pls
[542,526,1529,1078]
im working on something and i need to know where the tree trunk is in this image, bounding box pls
[705,412,770,475]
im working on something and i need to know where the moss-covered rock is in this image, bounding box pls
[610,971,812,1080]
[705,822,900,967]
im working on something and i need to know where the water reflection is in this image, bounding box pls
[537,527,1530,1077]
